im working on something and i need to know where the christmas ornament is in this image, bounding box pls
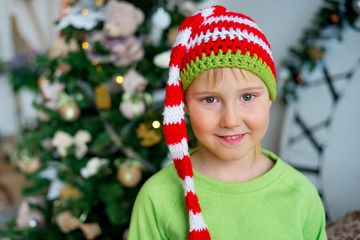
[85,1,144,66]
[95,85,111,109]
[56,211,102,240]
[117,162,142,188]
[38,76,65,110]
[352,0,360,14]
[153,50,171,69]
[60,187,81,201]
[295,74,305,85]
[122,69,148,93]
[149,7,171,46]
[58,93,81,122]
[119,98,145,120]
[329,13,340,24]
[51,130,91,159]
[49,36,80,59]
[179,1,196,17]
[136,123,162,147]
[167,26,179,45]
[59,101,80,122]
[16,197,45,229]
[80,157,109,179]
[17,156,42,173]
[38,162,67,200]
[308,46,324,61]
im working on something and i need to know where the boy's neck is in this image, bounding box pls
[191,148,274,183]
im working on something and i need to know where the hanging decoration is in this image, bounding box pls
[56,211,102,240]
[94,85,111,109]
[85,1,145,66]
[58,93,81,122]
[16,197,45,229]
[38,76,65,110]
[117,161,143,188]
[149,7,172,46]
[80,157,109,179]
[51,130,91,159]
[17,156,42,174]
[136,123,162,147]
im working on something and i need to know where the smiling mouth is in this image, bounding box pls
[218,134,246,144]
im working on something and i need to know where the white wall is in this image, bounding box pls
[0,0,61,136]
[198,0,323,153]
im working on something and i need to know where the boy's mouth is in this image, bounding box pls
[217,134,246,144]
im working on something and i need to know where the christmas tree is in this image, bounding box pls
[0,0,202,239]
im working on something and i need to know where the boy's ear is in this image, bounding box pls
[184,104,189,115]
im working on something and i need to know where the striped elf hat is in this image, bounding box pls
[163,5,276,239]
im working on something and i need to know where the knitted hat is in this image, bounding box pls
[163,5,276,239]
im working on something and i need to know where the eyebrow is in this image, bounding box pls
[193,86,265,95]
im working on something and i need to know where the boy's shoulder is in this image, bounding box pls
[262,149,320,198]
[274,154,320,200]
[138,164,184,203]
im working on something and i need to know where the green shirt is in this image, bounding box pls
[128,149,327,239]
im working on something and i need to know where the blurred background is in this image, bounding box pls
[0,0,359,239]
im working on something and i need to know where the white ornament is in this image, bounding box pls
[149,8,172,46]
[153,50,171,69]
[51,130,91,159]
[119,99,146,120]
[122,69,148,93]
[179,1,196,17]
[80,157,109,178]
[38,162,67,200]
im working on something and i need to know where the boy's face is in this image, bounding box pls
[184,68,272,163]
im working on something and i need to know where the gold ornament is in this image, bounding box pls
[59,100,80,122]
[60,187,81,201]
[117,164,142,188]
[167,26,179,45]
[308,46,324,61]
[136,123,162,147]
[95,85,111,109]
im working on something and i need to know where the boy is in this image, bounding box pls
[128,5,327,239]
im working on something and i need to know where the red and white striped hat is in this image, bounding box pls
[163,5,276,239]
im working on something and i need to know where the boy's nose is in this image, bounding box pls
[219,104,242,129]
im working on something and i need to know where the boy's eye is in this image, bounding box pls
[204,97,216,103]
[242,94,254,101]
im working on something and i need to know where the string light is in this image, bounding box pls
[116,76,124,84]
[152,121,161,129]
[82,42,89,49]
[81,9,89,16]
